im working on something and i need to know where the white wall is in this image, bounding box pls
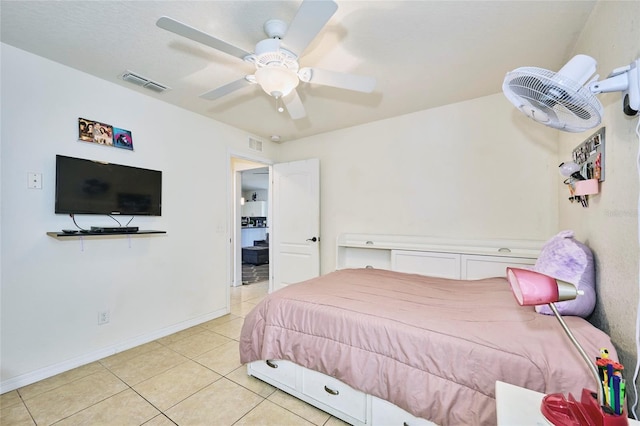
[278,93,561,273]
[0,44,277,391]
[557,1,640,415]
[242,190,268,203]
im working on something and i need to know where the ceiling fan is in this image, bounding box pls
[156,0,376,120]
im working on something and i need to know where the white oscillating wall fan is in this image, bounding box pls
[156,0,375,120]
[503,54,640,132]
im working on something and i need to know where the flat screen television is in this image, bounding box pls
[55,155,162,216]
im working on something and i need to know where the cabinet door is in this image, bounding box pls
[242,201,266,217]
[461,255,536,280]
[255,201,266,216]
[391,250,460,279]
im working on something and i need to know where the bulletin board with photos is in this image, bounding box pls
[572,127,605,182]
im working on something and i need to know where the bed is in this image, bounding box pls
[239,267,617,425]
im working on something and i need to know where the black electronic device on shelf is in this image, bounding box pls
[90,226,139,233]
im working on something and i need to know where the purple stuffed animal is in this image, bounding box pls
[534,230,596,317]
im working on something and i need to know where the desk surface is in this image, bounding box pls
[496,381,639,426]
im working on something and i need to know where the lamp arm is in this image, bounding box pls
[547,302,604,407]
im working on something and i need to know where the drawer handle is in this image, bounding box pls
[365,265,374,269]
[265,360,278,369]
[324,385,339,396]
[498,247,511,253]
[365,241,374,245]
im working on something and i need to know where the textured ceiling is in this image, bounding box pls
[0,0,596,142]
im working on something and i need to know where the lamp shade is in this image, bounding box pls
[255,66,299,97]
[506,267,581,306]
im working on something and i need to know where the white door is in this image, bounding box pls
[272,159,320,292]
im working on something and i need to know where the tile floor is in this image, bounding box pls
[0,281,349,426]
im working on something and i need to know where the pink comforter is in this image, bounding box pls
[239,268,617,425]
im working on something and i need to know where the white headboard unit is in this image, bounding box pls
[336,233,545,280]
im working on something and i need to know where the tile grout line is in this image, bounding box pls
[15,390,37,426]
[8,285,275,426]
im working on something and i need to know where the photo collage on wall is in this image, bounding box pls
[78,117,133,151]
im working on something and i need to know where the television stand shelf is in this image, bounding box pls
[47,230,166,238]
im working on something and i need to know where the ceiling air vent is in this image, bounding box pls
[249,137,263,152]
[120,71,170,93]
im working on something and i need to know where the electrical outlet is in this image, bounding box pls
[98,310,110,325]
[27,172,42,189]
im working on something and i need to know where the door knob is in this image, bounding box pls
[306,237,318,242]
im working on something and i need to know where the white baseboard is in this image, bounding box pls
[0,307,229,394]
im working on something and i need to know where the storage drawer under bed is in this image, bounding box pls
[301,367,367,422]
[247,359,297,389]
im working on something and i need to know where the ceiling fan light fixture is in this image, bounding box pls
[255,66,299,97]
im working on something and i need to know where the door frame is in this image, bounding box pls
[227,149,273,291]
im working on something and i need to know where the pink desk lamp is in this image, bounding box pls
[506,267,628,426]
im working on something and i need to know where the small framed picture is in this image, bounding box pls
[113,127,134,150]
[78,118,95,142]
[93,122,113,145]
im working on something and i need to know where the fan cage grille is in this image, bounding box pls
[503,67,603,132]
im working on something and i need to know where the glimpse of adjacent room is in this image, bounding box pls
[240,167,270,285]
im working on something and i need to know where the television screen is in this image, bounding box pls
[55,155,162,216]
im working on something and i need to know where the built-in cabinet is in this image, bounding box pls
[391,250,539,279]
[336,233,544,279]
[242,201,267,217]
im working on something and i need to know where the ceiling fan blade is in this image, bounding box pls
[282,0,338,57]
[282,90,307,120]
[200,77,254,101]
[299,67,376,93]
[156,16,251,60]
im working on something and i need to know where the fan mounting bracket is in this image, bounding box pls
[589,58,640,116]
[264,19,287,39]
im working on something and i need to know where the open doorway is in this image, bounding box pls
[230,155,271,288]
[239,166,270,285]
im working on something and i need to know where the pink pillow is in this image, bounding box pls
[534,230,596,317]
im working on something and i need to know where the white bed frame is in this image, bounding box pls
[246,233,544,425]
